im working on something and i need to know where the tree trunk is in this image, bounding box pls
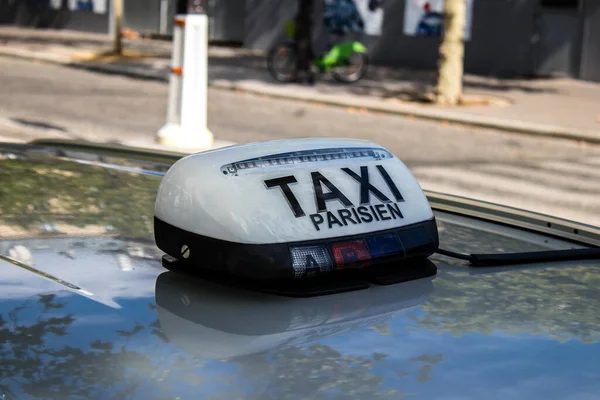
[176,0,187,14]
[294,0,314,84]
[112,0,123,55]
[436,0,466,105]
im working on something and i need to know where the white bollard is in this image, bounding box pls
[157,14,213,150]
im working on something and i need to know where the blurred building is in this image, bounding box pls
[1,0,599,82]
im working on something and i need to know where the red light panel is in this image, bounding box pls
[331,240,371,269]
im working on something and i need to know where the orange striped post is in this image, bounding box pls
[156,3,212,149]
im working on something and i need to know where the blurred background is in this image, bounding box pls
[1,0,599,225]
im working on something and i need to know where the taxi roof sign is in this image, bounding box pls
[154,138,438,285]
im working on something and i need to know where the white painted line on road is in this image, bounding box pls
[477,162,599,192]
[579,157,600,166]
[413,166,600,209]
[419,179,600,227]
[539,160,600,178]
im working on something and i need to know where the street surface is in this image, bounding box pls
[1,56,600,225]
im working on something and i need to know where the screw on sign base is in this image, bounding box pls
[181,244,191,259]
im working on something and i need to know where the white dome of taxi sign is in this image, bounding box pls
[154,138,439,281]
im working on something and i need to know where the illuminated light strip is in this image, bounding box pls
[288,223,435,279]
[221,147,393,176]
[331,239,371,269]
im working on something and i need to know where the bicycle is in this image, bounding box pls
[267,20,369,84]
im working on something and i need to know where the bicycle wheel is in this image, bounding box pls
[331,52,368,83]
[267,43,297,83]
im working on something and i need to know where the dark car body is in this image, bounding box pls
[1,141,600,400]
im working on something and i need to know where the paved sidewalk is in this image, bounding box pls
[2,27,600,144]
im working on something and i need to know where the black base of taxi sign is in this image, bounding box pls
[155,211,439,297]
[161,254,437,298]
[155,216,438,281]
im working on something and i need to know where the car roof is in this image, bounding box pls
[1,141,599,400]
